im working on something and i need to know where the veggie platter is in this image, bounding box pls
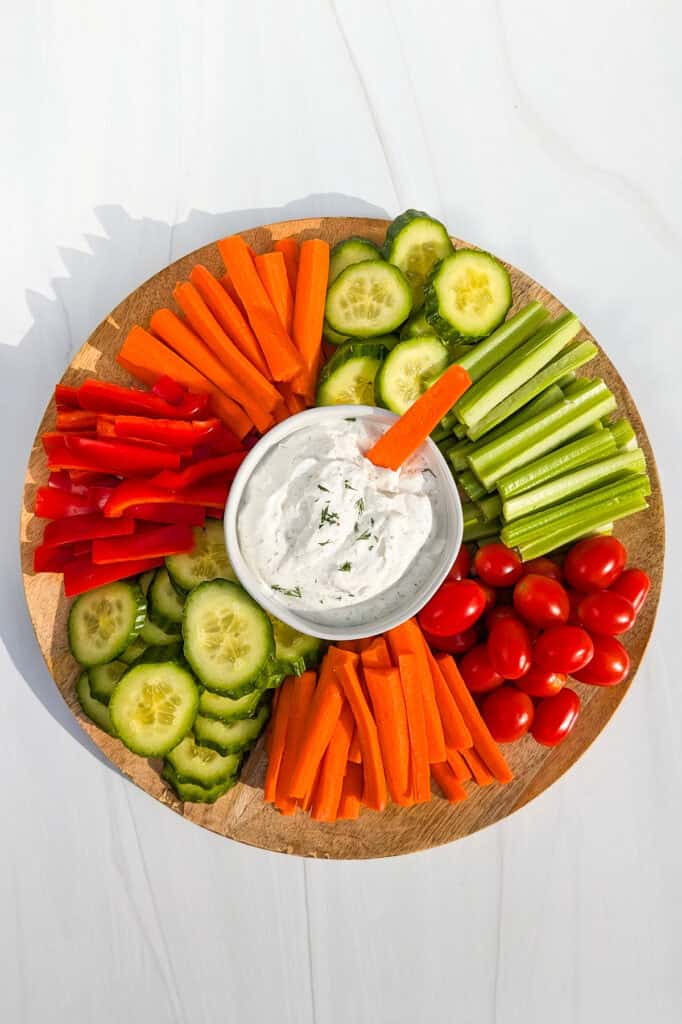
[20,215,663,858]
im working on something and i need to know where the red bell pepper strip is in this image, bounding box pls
[35,486,114,519]
[55,384,81,408]
[42,432,93,455]
[104,479,230,517]
[42,513,135,548]
[152,376,186,405]
[125,503,206,526]
[105,415,221,449]
[77,379,209,419]
[92,524,194,564]
[205,507,225,518]
[63,556,164,597]
[190,424,244,459]
[151,452,247,490]
[48,471,72,491]
[34,544,77,573]
[67,471,121,489]
[49,437,181,475]
[56,409,98,431]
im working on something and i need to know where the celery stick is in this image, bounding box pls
[466,340,597,441]
[431,424,451,443]
[609,417,637,450]
[457,301,549,383]
[453,423,467,439]
[497,431,619,501]
[463,517,501,543]
[515,495,648,560]
[462,503,483,530]
[456,313,581,429]
[477,495,502,522]
[447,440,473,472]
[502,449,646,522]
[458,470,488,502]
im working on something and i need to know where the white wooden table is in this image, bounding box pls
[2,2,681,1020]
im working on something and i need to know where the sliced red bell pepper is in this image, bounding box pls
[125,502,206,526]
[42,432,94,455]
[35,485,115,519]
[63,555,164,597]
[104,415,221,449]
[55,384,81,408]
[188,425,244,459]
[152,375,186,405]
[34,544,77,573]
[151,452,247,490]
[48,471,72,491]
[42,512,135,548]
[56,409,98,431]
[77,379,209,419]
[104,479,230,517]
[67,470,121,488]
[92,524,194,565]
[205,507,225,518]
[49,437,181,475]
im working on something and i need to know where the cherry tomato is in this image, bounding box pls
[459,644,505,693]
[478,582,497,611]
[563,536,626,592]
[577,591,635,636]
[609,568,650,615]
[514,666,567,698]
[487,617,532,680]
[565,589,583,625]
[572,634,630,686]
[513,574,570,629]
[485,605,517,631]
[533,626,594,674]
[423,626,479,655]
[447,545,471,581]
[417,580,486,637]
[522,556,563,583]
[531,689,580,747]
[481,686,534,742]
[474,542,523,588]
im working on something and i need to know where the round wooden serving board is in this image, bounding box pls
[20,217,664,859]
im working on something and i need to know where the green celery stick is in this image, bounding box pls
[463,517,501,543]
[609,417,637,450]
[458,470,488,502]
[477,495,502,522]
[457,301,549,383]
[514,495,648,560]
[497,430,618,501]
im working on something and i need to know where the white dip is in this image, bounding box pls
[237,418,442,624]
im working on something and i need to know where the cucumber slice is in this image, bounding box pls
[76,672,115,735]
[317,340,386,406]
[400,310,434,339]
[139,570,155,597]
[329,237,382,284]
[182,580,274,696]
[323,320,352,346]
[193,703,270,756]
[254,658,287,690]
[131,642,184,666]
[109,661,199,757]
[89,659,127,704]
[162,762,238,803]
[375,335,449,415]
[425,249,512,340]
[166,521,236,592]
[119,637,147,664]
[148,568,184,631]
[166,733,241,787]
[68,581,146,668]
[383,209,454,308]
[269,615,324,676]
[325,260,412,338]
[140,615,180,646]
[199,687,264,723]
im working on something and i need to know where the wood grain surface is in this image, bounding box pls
[19,217,664,859]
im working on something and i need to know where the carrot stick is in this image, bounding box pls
[220,272,248,319]
[397,653,431,803]
[275,671,317,812]
[311,703,355,821]
[149,308,272,434]
[273,237,299,293]
[461,748,494,786]
[117,326,251,439]
[431,761,468,803]
[254,252,294,335]
[386,620,446,763]
[264,677,294,803]
[347,728,362,764]
[424,645,473,750]
[361,637,392,670]
[288,657,344,800]
[280,383,308,415]
[327,646,387,812]
[173,282,281,412]
[218,235,304,382]
[363,666,410,805]
[436,654,513,784]
[446,747,472,782]
[190,264,271,377]
[291,239,330,401]
[367,364,473,471]
[337,761,363,820]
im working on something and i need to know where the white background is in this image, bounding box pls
[2,2,681,1021]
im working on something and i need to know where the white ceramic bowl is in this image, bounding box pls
[224,405,462,641]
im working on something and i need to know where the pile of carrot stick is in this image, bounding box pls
[116,235,329,439]
[264,618,512,822]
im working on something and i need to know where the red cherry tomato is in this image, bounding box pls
[513,574,570,629]
[423,626,479,655]
[572,634,630,686]
[565,589,583,625]
[531,688,580,747]
[417,580,486,637]
[478,582,497,611]
[577,591,635,636]
[522,556,563,583]
[533,626,594,674]
[514,666,567,698]
[481,686,534,742]
[485,605,517,631]
[609,568,650,615]
[563,536,626,592]
[447,545,471,581]
[459,644,505,693]
[473,542,523,588]
[487,617,532,680]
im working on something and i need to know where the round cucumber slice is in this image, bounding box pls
[400,310,435,339]
[182,580,274,697]
[269,615,324,676]
[76,672,115,735]
[198,687,264,723]
[166,734,241,787]
[162,762,237,803]
[317,340,386,407]
[193,704,270,756]
[68,581,146,667]
[425,249,512,340]
[139,570,155,597]
[166,521,236,592]
[119,637,147,664]
[89,659,127,704]
[325,260,412,338]
[329,236,382,284]
[109,661,199,757]
[383,209,454,308]
[140,614,180,646]
[323,320,352,346]
[148,568,184,631]
[375,335,449,415]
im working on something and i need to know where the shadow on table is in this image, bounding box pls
[2,192,390,773]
